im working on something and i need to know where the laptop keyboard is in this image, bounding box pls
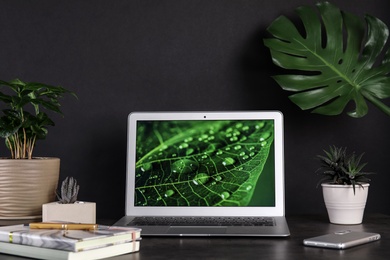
[128,216,275,227]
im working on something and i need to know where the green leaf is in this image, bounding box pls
[134,120,274,207]
[0,92,12,103]
[0,117,21,138]
[31,99,62,114]
[264,1,390,118]
[23,112,54,140]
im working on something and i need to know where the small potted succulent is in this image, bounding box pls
[42,177,96,224]
[0,79,76,221]
[316,146,374,224]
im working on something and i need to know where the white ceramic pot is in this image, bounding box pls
[321,183,369,225]
[43,201,96,224]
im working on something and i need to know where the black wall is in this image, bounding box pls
[1,0,389,219]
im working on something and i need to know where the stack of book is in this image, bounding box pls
[0,223,141,260]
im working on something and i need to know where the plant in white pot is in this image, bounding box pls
[43,177,96,224]
[316,146,374,224]
[0,79,76,222]
[263,1,388,223]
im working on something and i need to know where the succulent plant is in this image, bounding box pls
[316,145,374,194]
[56,177,80,204]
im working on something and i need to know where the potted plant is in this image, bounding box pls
[43,177,96,224]
[316,146,374,224]
[0,79,76,222]
[263,1,387,223]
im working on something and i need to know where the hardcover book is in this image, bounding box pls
[0,240,140,260]
[0,224,141,252]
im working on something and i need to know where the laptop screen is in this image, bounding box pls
[134,119,275,207]
[126,111,285,217]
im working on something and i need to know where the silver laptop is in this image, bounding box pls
[114,111,290,237]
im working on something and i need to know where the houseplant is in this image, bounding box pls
[316,146,374,224]
[43,177,96,224]
[0,79,76,221]
[263,1,384,223]
[263,1,390,118]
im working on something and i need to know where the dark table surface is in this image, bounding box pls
[1,214,389,260]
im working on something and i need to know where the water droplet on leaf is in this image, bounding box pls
[159,145,168,151]
[179,143,189,149]
[184,137,193,142]
[230,136,238,142]
[259,132,271,141]
[141,163,152,172]
[165,189,175,197]
[221,191,230,200]
[192,173,210,185]
[186,148,194,156]
[222,157,235,166]
[205,144,216,153]
[256,122,265,129]
[171,159,199,173]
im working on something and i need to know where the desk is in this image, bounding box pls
[1,214,389,259]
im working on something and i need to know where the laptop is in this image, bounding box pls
[114,111,290,237]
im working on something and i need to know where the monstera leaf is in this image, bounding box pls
[134,120,274,207]
[264,1,390,118]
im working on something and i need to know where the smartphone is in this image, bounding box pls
[303,230,381,249]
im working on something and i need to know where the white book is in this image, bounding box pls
[0,240,140,260]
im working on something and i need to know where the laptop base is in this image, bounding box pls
[114,215,290,237]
